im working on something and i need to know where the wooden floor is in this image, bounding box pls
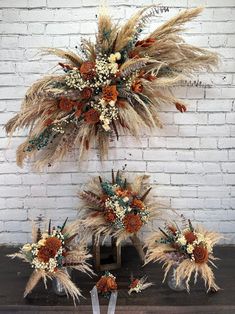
[0,245,235,313]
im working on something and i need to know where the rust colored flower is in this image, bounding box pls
[193,245,209,264]
[75,109,82,118]
[145,74,156,81]
[135,37,156,48]
[129,278,139,289]
[132,198,144,210]
[184,231,197,244]
[96,275,117,293]
[45,236,62,251]
[175,102,187,113]
[116,188,131,198]
[84,109,100,124]
[104,210,116,222]
[168,225,177,235]
[81,87,93,99]
[123,213,143,233]
[80,61,96,80]
[37,246,57,263]
[102,85,119,102]
[59,97,73,112]
[131,79,143,93]
[128,50,140,59]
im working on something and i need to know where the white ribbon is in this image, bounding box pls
[90,286,118,314]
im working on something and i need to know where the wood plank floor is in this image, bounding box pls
[0,245,234,313]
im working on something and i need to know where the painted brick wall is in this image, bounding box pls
[0,0,234,244]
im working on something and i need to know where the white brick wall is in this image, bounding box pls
[0,0,234,244]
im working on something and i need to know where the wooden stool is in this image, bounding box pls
[92,235,121,271]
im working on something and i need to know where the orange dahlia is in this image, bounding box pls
[59,97,73,112]
[104,210,116,223]
[123,213,143,233]
[132,198,144,210]
[81,87,93,99]
[193,245,209,264]
[45,236,62,251]
[80,61,96,80]
[184,231,197,244]
[96,276,117,293]
[84,109,100,124]
[37,246,57,263]
[102,85,119,102]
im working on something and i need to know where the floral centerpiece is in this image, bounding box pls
[5,5,218,169]
[145,218,221,292]
[80,170,157,260]
[8,219,93,303]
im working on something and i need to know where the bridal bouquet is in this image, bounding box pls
[145,218,221,292]
[80,170,156,249]
[9,219,93,303]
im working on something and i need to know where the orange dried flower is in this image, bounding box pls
[184,231,197,244]
[96,275,117,293]
[84,109,100,124]
[80,61,96,80]
[129,279,139,289]
[131,79,143,93]
[123,213,143,233]
[193,245,209,264]
[75,109,82,118]
[81,87,93,99]
[104,210,116,222]
[168,225,177,235]
[45,236,62,251]
[135,37,156,48]
[175,102,187,113]
[59,97,73,112]
[132,198,144,210]
[37,246,57,263]
[116,188,131,198]
[102,85,119,102]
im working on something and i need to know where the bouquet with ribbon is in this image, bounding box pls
[145,217,221,292]
[8,219,93,303]
[80,170,157,260]
[5,5,218,169]
[90,272,118,314]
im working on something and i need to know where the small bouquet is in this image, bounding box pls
[5,5,218,169]
[96,271,118,298]
[145,218,221,292]
[9,219,93,303]
[80,170,157,258]
[128,275,153,295]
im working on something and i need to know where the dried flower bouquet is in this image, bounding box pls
[80,170,157,261]
[145,218,221,292]
[8,219,93,303]
[5,5,218,169]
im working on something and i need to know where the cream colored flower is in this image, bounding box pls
[108,53,116,63]
[42,233,49,239]
[22,243,32,252]
[177,236,187,246]
[186,244,194,254]
[115,52,121,60]
[38,239,46,246]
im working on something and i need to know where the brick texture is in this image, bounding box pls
[0,0,234,244]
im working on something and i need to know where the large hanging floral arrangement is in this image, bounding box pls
[79,170,157,254]
[145,217,221,292]
[8,219,93,303]
[5,5,218,169]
